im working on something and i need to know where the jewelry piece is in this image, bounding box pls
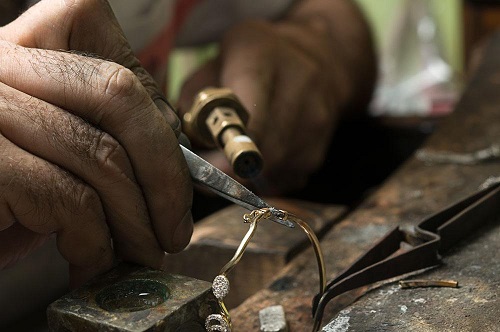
[205,208,326,332]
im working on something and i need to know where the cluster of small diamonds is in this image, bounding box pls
[212,275,230,300]
[205,313,229,332]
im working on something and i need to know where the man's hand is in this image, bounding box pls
[178,0,376,195]
[179,21,340,194]
[0,0,193,287]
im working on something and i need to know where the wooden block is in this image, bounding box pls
[163,199,345,308]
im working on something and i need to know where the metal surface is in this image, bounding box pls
[331,215,500,332]
[47,263,217,331]
[398,279,459,289]
[259,305,288,332]
[416,144,500,165]
[183,88,248,146]
[181,145,294,228]
[182,87,263,178]
[311,182,500,330]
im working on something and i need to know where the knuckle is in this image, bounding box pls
[91,132,131,178]
[101,64,140,98]
[33,106,107,167]
[73,183,102,216]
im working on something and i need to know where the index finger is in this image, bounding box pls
[2,1,145,89]
[0,0,193,254]
[1,0,181,134]
[0,42,192,255]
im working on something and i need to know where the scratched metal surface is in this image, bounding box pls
[324,218,500,332]
[47,264,217,331]
[231,31,500,331]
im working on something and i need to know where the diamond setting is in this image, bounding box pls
[205,313,230,332]
[212,275,230,300]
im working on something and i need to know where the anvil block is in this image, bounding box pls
[47,263,217,332]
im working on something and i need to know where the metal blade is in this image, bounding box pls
[180,145,294,228]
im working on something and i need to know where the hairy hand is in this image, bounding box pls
[0,0,192,287]
[179,20,342,195]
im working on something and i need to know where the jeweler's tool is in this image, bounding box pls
[182,87,263,178]
[311,181,500,331]
[180,145,293,228]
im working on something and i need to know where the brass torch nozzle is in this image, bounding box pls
[182,88,263,178]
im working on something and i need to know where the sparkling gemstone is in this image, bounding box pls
[205,313,230,332]
[212,275,230,300]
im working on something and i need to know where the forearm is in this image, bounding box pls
[282,0,377,116]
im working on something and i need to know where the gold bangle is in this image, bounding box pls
[205,208,326,332]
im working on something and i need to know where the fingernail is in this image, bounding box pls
[172,210,193,253]
[154,98,181,137]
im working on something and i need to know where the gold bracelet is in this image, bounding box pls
[205,208,326,332]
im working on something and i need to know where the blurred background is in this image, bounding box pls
[169,0,463,115]
[169,0,500,207]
